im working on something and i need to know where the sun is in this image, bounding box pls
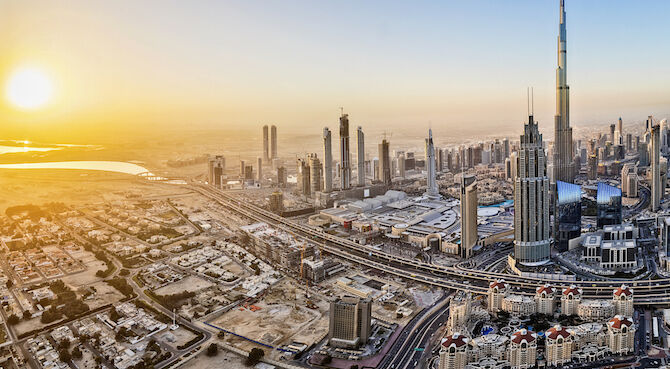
[5,67,54,110]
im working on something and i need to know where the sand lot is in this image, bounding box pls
[161,327,197,349]
[180,347,246,369]
[85,281,125,310]
[154,275,214,295]
[213,279,328,358]
[62,249,107,287]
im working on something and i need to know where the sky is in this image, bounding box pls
[1,0,669,142]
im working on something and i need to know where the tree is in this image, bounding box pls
[217,331,225,339]
[119,269,130,276]
[6,280,13,288]
[22,310,32,320]
[58,347,71,362]
[110,307,121,322]
[7,314,19,325]
[206,343,219,357]
[72,346,83,359]
[246,348,264,366]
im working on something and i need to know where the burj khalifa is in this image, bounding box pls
[552,0,575,183]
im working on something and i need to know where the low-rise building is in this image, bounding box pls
[439,333,469,369]
[561,285,582,316]
[607,315,635,355]
[488,280,508,313]
[535,284,556,315]
[545,325,573,366]
[612,285,633,317]
[509,329,537,369]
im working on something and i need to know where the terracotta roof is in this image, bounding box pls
[536,284,556,296]
[489,279,507,290]
[562,285,582,296]
[608,315,633,329]
[546,325,571,340]
[511,329,537,344]
[442,333,468,349]
[613,285,633,297]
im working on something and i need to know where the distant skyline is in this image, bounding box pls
[1,0,669,141]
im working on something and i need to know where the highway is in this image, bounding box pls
[192,184,670,305]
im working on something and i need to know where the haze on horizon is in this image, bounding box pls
[1,0,669,142]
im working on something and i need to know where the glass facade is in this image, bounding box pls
[597,182,622,228]
[556,180,581,252]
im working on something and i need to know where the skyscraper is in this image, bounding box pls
[297,158,311,196]
[555,181,581,252]
[323,127,333,192]
[425,129,439,198]
[328,296,372,349]
[270,125,277,159]
[651,122,661,211]
[208,155,225,187]
[309,153,322,194]
[378,138,391,186]
[514,114,551,266]
[257,157,262,184]
[460,174,478,259]
[597,182,622,228]
[339,113,351,190]
[357,126,365,187]
[553,0,575,183]
[617,117,623,145]
[262,125,270,162]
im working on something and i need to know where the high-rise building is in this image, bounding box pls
[460,174,478,258]
[597,182,622,228]
[553,0,575,183]
[239,160,246,177]
[587,155,598,180]
[277,166,287,188]
[357,126,365,187]
[270,125,278,159]
[323,128,333,192]
[617,117,623,145]
[269,191,283,214]
[308,153,322,194]
[328,296,372,348]
[621,164,638,198]
[514,114,551,266]
[297,158,311,196]
[262,125,270,162]
[425,129,439,198]
[208,155,225,187]
[339,113,351,190]
[398,154,406,178]
[610,124,616,145]
[555,181,581,252]
[378,138,391,186]
[651,121,662,211]
[257,157,263,184]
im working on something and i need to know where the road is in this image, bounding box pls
[191,183,670,305]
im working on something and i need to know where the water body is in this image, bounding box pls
[0,161,153,176]
[0,141,100,155]
[0,145,62,154]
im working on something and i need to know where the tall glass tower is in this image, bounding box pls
[553,0,575,183]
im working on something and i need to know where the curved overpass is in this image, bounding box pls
[193,185,670,305]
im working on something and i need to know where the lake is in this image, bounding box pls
[0,161,154,176]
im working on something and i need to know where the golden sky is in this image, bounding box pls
[2,0,670,142]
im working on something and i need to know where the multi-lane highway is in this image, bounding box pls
[192,184,670,305]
